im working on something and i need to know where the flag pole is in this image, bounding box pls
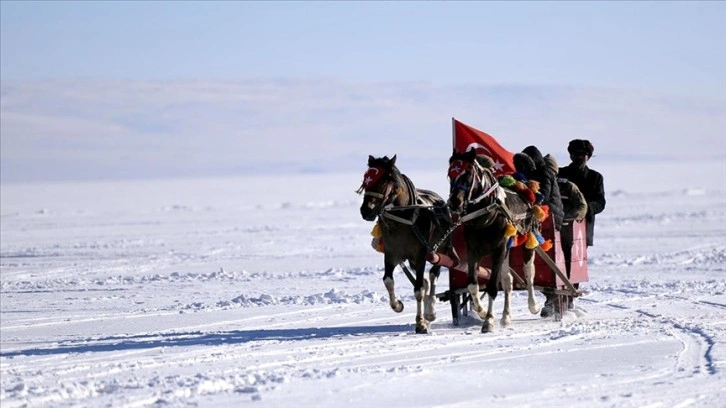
[451,117,456,151]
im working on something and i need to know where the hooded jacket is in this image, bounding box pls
[513,146,564,230]
[544,154,587,222]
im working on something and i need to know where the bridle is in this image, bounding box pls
[357,166,401,215]
[364,179,396,208]
[448,159,499,218]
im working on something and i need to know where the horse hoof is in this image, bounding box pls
[540,303,555,318]
[415,325,429,334]
[392,301,404,313]
[481,319,495,333]
[529,304,541,315]
[500,317,511,327]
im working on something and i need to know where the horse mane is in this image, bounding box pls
[397,173,419,205]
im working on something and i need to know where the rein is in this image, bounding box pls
[360,169,443,248]
[379,174,446,238]
[363,181,394,202]
[380,204,423,225]
[453,164,502,226]
[451,163,533,234]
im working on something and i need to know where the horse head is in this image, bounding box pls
[358,154,401,221]
[447,149,480,214]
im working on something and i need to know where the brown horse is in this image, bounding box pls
[447,149,541,332]
[359,155,451,334]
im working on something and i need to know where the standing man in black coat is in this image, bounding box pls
[558,139,606,247]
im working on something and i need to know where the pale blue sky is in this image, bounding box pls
[1,1,725,182]
[2,1,724,97]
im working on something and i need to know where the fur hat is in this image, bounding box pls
[567,139,594,158]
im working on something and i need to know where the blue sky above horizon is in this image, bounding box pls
[1,1,724,183]
[2,1,724,98]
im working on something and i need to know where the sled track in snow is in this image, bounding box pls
[581,294,720,378]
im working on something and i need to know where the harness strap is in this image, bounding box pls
[381,207,420,225]
[459,202,499,223]
[384,204,434,210]
[398,262,417,286]
[497,199,529,222]
[364,191,385,199]
[365,181,396,203]
[468,181,500,206]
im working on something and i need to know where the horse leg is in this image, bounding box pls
[481,295,497,333]
[412,260,429,334]
[523,249,541,314]
[482,248,505,333]
[383,258,404,313]
[467,259,488,320]
[424,265,440,322]
[500,262,513,327]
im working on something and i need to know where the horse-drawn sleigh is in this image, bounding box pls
[357,119,588,333]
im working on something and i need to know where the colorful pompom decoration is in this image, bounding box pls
[532,205,546,221]
[504,222,517,239]
[499,175,516,188]
[513,172,527,182]
[371,223,382,238]
[516,234,528,247]
[527,180,540,194]
[540,239,553,251]
[376,238,385,252]
[525,232,539,249]
[371,223,385,253]
[540,204,550,217]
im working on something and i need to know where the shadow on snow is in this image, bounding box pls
[0,324,414,358]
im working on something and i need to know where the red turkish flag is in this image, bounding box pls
[452,118,515,176]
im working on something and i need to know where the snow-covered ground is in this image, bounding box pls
[1,159,725,407]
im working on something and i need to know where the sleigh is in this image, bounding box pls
[430,215,588,324]
[427,118,589,324]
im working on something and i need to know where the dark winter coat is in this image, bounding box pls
[544,155,587,222]
[558,163,606,246]
[513,146,564,230]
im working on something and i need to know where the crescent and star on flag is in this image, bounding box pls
[453,119,515,176]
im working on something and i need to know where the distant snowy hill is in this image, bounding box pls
[1,79,724,182]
